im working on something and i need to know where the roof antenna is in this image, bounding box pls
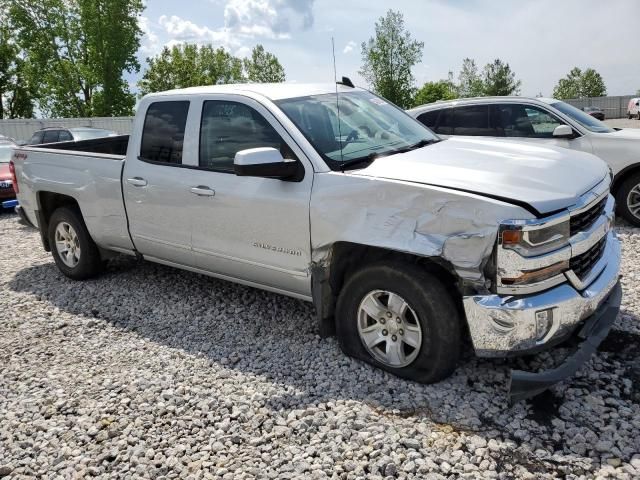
[332,37,344,165]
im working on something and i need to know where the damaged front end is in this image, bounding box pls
[463,180,621,402]
[310,170,621,402]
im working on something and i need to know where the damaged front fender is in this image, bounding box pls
[310,172,534,288]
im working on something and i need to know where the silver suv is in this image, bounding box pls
[409,97,640,226]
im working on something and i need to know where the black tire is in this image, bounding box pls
[615,172,640,227]
[48,206,103,280]
[335,261,461,383]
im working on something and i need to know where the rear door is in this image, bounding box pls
[188,95,313,297]
[122,99,203,266]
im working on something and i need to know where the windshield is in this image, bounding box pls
[551,101,613,133]
[0,145,12,163]
[72,129,116,141]
[276,91,439,169]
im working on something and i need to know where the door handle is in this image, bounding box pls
[190,186,215,197]
[126,177,148,187]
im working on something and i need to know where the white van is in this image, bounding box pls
[628,97,640,119]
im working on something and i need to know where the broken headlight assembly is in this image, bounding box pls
[499,218,570,257]
[496,216,571,289]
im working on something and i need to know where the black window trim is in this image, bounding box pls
[138,100,190,166]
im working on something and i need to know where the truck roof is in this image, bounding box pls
[144,83,361,101]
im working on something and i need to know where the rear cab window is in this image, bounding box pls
[140,101,190,165]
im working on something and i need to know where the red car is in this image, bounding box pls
[0,142,16,202]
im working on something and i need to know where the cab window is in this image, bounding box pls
[199,100,297,172]
[140,101,190,164]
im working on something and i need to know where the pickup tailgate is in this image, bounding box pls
[12,145,134,253]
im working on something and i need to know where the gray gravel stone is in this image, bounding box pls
[1,213,640,479]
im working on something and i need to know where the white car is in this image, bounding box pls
[409,97,640,226]
[628,97,640,119]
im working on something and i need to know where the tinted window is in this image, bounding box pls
[140,101,190,164]
[495,104,563,138]
[58,130,73,142]
[199,101,296,171]
[29,132,44,144]
[42,130,60,143]
[417,110,439,128]
[436,108,455,135]
[453,105,499,136]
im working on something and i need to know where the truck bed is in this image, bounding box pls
[12,138,134,254]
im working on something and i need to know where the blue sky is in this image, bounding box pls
[136,0,640,97]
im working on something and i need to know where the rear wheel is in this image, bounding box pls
[616,172,640,227]
[336,261,461,383]
[48,207,103,279]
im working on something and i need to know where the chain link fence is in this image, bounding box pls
[0,116,134,142]
[563,95,638,119]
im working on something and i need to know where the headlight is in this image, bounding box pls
[499,219,570,257]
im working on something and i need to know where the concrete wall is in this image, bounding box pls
[0,117,134,142]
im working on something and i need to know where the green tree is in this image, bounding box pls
[457,58,483,98]
[359,10,424,108]
[482,59,521,96]
[553,67,606,99]
[580,68,606,97]
[8,0,143,117]
[138,44,244,95]
[413,79,457,106]
[0,20,35,118]
[243,45,285,83]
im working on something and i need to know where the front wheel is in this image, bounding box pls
[335,261,461,383]
[616,172,640,227]
[48,206,104,279]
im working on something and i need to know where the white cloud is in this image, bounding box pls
[138,15,161,55]
[223,0,315,39]
[343,40,356,54]
[158,15,238,47]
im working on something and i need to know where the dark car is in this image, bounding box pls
[27,127,118,145]
[582,106,605,121]
[0,141,16,202]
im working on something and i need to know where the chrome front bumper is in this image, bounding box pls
[463,230,621,357]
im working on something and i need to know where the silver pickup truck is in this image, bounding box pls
[11,83,622,402]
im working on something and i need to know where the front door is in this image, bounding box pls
[188,96,313,297]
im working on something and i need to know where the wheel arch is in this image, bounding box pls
[311,241,463,337]
[36,191,81,251]
[611,163,640,197]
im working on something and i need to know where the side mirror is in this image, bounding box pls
[552,125,574,139]
[234,147,301,181]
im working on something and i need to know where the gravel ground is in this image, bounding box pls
[1,212,640,479]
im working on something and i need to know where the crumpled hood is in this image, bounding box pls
[350,137,609,215]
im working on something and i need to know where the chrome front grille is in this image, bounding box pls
[570,236,607,280]
[570,197,606,236]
